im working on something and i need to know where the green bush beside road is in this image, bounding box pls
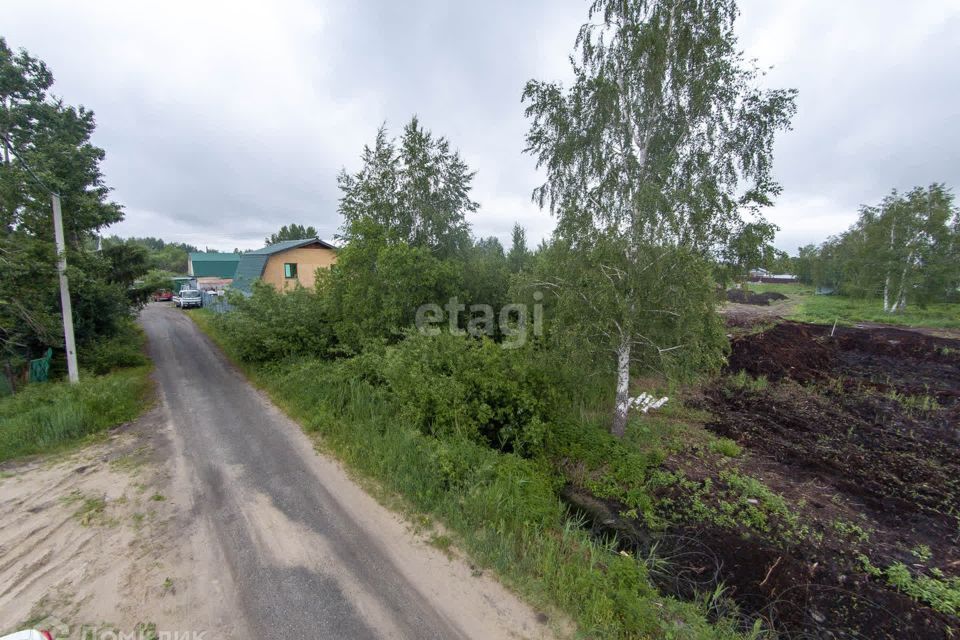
[0,322,152,463]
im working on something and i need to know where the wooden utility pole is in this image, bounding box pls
[51,194,79,383]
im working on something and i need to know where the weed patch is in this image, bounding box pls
[0,366,151,462]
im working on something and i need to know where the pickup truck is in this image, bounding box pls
[173,289,203,309]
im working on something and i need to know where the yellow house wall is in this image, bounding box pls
[262,246,337,290]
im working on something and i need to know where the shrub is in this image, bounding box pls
[79,320,148,374]
[322,237,464,351]
[380,332,561,454]
[217,281,336,363]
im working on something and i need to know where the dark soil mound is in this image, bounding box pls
[719,322,960,548]
[563,322,960,638]
[727,321,960,402]
[726,322,833,382]
[563,486,958,639]
[725,290,789,306]
[688,321,960,636]
[706,385,960,553]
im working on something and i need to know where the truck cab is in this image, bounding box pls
[173,289,203,309]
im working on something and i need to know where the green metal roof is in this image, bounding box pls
[246,238,336,255]
[189,252,241,278]
[231,238,335,293]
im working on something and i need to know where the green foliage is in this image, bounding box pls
[806,184,960,310]
[831,519,870,543]
[324,232,461,350]
[522,0,796,251]
[324,116,487,349]
[379,332,558,454]
[265,223,318,246]
[717,221,779,287]
[0,365,151,461]
[794,244,817,285]
[216,281,335,363]
[196,312,748,639]
[521,0,794,434]
[726,371,769,393]
[507,223,531,273]
[78,319,148,375]
[100,242,150,287]
[461,236,510,312]
[1,38,122,240]
[710,438,742,458]
[858,556,960,616]
[101,236,197,275]
[528,239,730,382]
[1,38,136,372]
[883,563,960,616]
[337,117,476,258]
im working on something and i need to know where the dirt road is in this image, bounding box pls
[137,303,552,639]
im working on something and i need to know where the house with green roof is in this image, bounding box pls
[232,238,337,293]
[188,252,242,279]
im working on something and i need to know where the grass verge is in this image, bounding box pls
[0,325,152,463]
[745,282,960,330]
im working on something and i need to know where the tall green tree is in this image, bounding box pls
[853,184,957,312]
[337,117,476,258]
[507,223,531,273]
[794,244,817,285]
[463,236,509,313]
[326,117,480,348]
[1,38,121,243]
[1,38,127,370]
[523,0,796,436]
[265,223,319,245]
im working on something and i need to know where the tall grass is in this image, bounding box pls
[0,367,151,462]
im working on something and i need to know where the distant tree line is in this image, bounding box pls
[265,224,318,245]
[100,235,198,274]
[793,184,959,311]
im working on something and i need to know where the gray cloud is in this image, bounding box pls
[5,0,958,253]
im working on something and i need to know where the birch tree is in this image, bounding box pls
[523,0,796,437]
[859,185,958,312]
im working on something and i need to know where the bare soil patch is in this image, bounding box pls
[725,289,789,306]
[704,322,960,637]
[0,407,238,638]
[564,321,960,638]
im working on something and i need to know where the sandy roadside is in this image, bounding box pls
[0,406,239,639]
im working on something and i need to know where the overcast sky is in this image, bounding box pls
[6,0,959,253]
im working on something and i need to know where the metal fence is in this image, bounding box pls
[202,291,234,313]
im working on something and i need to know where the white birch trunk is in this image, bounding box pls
[612,337,631,438]
[883,221,897,313]
[894,256,911,311]
[883,275,891,313]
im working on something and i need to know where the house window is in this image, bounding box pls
[284,263,298,279]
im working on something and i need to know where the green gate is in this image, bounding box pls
[28,348,53,383]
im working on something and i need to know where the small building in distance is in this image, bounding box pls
[188,252,241,279]
[232,238,337,293]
